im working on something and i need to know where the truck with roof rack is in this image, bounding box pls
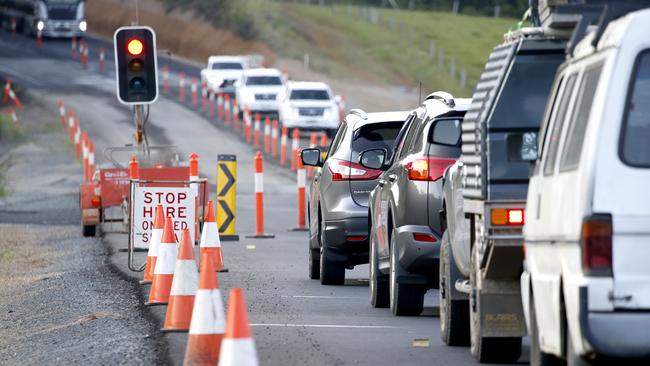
[437,4,582,363]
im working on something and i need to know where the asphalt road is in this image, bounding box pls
[0,30,527,365]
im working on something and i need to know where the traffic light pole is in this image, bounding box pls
[133,104,148,154]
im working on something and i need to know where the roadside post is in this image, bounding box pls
[246,152,274,239]
[216,154,239,241]
[291,150,309,231]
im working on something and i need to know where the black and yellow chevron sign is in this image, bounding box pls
[216,154,239,241]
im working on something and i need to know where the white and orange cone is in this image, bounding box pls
[163,228,198,332]
[141,204,164,285]
[218,288,259,366]
[183,254,226,366]
[200,200,226,272]
[147,216,178,305]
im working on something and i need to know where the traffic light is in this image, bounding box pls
[114,26,158,104]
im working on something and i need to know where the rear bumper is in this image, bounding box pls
[282,117,338,131]
[394,225,440,282]
[322,217,369,265]
[579,286,650,358]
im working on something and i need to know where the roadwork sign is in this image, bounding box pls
[217,154,239,241]
[132,187,196,249]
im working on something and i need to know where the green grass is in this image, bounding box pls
[0,112,24,142]
[245,2,516,96]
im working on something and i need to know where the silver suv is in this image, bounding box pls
[301,110,410,285]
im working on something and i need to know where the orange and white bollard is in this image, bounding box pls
[271,119,279,158]
[217,92,224,122]
[263,116,271,154]
[82,130,89,180]
[191,78,198,107]
[246,152,274,238]
[10,17,16,39]
[99,47,105,73]
[162,64,169,95]
[209,88,215,118]
[233,100,240,131]
[37,30,42,48]
[245,108,252,143]
[74,119,82,160]
[201,82,208,112]
[58,100,66,127]
[224,95,231,127]
[253,113,261,149]
[71,37,77,59]
[280,127,289,167]
[179,72,186,102]
[291,150,309,231]
[68,109,75,142]
[308,132,317,178]
[291,128,300,171]
[189,153,200,243]
[88,139,95,179]
[7,107,19,126]
[320,132,328,149]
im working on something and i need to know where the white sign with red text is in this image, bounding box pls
[132,187,196,249]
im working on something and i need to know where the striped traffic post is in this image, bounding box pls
[224,95,231,127]
[291,128,300,171]
[233,100,240,132]
[291,150,309,231]
[246,152,274,238]
[263,116,271,154]
[280,127,288,167]
[253,113,261,149]
[191,78,198,107]
[271,119,279,158]
[179,72,186,102]
[58,100,66,127]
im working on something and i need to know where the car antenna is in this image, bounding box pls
[418,81,422,104]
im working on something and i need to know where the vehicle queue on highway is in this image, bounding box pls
[196,2,650,365]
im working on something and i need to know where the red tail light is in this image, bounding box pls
[491,208,525,226]
[346,236,367,242]
[328,159,382,181]
[406,156,456,182]
[581,214,612,277]
[413,232,437,243]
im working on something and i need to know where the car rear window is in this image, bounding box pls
[351,122,403,160]
[211,62,244,70]
[620,50,650,167]
[490,53,564,129]
[246,76,283,86]
[290,89,330,100]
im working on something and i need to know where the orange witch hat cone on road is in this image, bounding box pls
[200,201,226,272]
[141,204,165,285]
[183,254,226,366]
[163,228,198,332]
[146,216,178,306]
[218,288,259,366]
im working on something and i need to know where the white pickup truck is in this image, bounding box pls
[200,56,247,95]
[277,81,340,137]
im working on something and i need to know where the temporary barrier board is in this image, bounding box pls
[132,186,196,249]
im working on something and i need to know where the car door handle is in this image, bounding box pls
[378,179,386,187]
[388,174,397,182]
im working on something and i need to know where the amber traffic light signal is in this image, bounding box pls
[114,26,158,104]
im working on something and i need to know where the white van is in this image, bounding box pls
[522,7,650,365]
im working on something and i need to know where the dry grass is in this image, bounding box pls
[85,0,276,65]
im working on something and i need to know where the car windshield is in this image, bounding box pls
[351,122,404,160]
[246,76,283,86]
[211,62,244,70]
[290,89,330,100]
[490,53,564,128]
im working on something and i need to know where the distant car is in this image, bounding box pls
[277,81,340,136]
[235,68,285,118]
[301,109,410,285]
[200,56,247,95]
[522,7,650,365]
[362,92,468,315]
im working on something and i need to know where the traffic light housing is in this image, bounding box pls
[114,26,158,104]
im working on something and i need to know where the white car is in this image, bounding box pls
[235,68,285,117]
[277,81,340,136]
[200,56,247,95]
[522,7,650,365]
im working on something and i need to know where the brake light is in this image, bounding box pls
[91,196,101,208]
[413,232,437,242]
[347,236,367,242]
[491,208,525,226]
[406,156,456,181]
[328,159,381,181]
[581,214,612,277]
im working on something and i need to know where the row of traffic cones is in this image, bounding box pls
[142,204,257,365]
[56,100,96,181]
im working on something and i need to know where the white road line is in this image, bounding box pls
[250,323,406,329]
[280,295,360,299]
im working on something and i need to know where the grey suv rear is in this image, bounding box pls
[301,110,410,285]
[361,93,468,315]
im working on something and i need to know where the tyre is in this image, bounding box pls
[369,232,389,308]
[82,225,96,237]
[469,240,522,363]
[389,229,424,316]
[308,247,320,280]
[530,292,564,366]
[440,231,470,346]
[319,245,345,285]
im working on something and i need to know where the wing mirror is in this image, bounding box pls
[301,148,323,167]
[359,148,387,170]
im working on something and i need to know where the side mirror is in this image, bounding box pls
[431,119,462,146]
[359,148,387,170]
[301,148,323,167]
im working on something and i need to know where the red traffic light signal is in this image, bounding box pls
[127,39,144,56]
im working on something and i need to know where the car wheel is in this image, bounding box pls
[389,229,424,316]
[319,245,345,285]
[308,207,320,279]
[470,240,522,363]
[440,231,470,346]
[82,225,96,237]
[530,291,564,366]
[369,232,389,308]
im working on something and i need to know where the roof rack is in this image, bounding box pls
[425,91,455,108]
[348,108,367,119]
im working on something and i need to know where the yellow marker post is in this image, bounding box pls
[216,154,239,241]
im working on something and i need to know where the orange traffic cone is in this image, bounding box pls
[200,201,227,272]
[141,204,164,285]
[218,288,259,366]
[163,228,198,332]
[146,216,178,306]
[183,254,226,366]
